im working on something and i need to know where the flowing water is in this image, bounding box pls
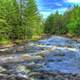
[0,36,80,80]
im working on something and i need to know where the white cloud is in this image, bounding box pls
[65,0,80,3]
[55,3,63,7]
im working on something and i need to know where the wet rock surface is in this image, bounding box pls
[0,36,80,80]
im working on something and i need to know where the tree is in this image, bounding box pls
[0,0,43,41]
[0,19,11,41]
[0,0,12,40]
[23,0,43,39]
[44,12,65,34]
[0,0,21,40]
[65,6,80,36]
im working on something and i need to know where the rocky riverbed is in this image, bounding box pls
[0,36,80,80]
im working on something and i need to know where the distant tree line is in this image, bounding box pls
[44,6,80,37]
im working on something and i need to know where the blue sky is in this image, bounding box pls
[36,0,80,18]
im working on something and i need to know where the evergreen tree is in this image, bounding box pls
[44,12,64,34]
[24,0,43,39]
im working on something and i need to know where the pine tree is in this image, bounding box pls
[23,0,43,39]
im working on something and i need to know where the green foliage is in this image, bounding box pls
[0,19,11,40]
[44,6,80,37]
[23,0,43,38]
[44,12,65,34]
[65,6,80,36]
[0,0,80,44]
[0,0,43,42]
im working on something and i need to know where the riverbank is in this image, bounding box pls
[0,35,44,48]
[0,35,80,52]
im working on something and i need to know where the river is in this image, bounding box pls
[0,36,80,80]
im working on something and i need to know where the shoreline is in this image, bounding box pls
[0,35,80,50]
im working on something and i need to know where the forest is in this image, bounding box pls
[0,0,80,44]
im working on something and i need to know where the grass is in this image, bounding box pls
[0,39,12,45]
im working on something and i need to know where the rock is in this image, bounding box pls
[7,73,29,80]
[0,73,8,77]
[32,56,43,60]
[0,66,7,73]
[7,74,16,80]
[0,54,32,64]
[16,46,25,52]
[16,65,30,74]
[0,48,10,52]
[8,74,29,80]
[55,75,65,80]
[16,73,29,80]
[20,54,32,60]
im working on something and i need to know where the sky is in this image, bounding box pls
[36,0,80,18]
